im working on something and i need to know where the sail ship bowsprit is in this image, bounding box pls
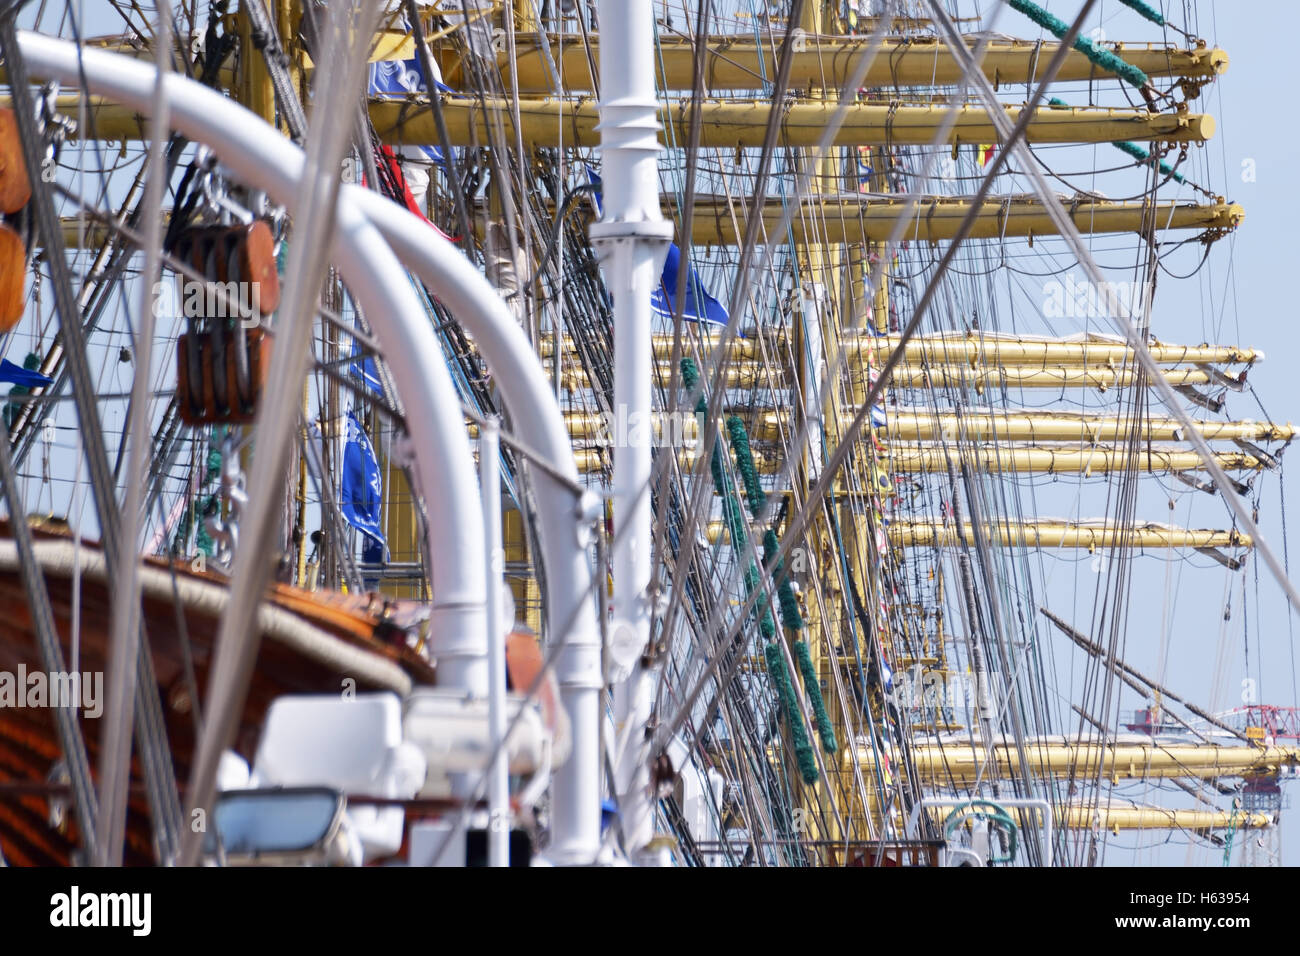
[0,0,1294,869]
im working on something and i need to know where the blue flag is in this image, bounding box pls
[651,242,729,327]
[0,359,52,389]
[585,165,604,215]
[585,166,729,327]
[856,146,874,192]
[349,338,384,397]
[341,410,385,560]
[368,55,455,96]
[368,56,454,165]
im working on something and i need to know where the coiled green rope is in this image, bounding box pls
[724,410,837,755]
[682,357,818,783]
[1116,0,1165,27]
[1110,139,1186,184]
[1009,0,1150,89]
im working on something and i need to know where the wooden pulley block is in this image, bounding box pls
[234,220,279,315]
[176,327,272,425]
[0,223,25,331]
[170,230,194,274]
[0,109,31,215]
[170,228,212,288]
[190,226,226,282]
[170,220,278,316]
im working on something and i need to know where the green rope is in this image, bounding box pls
[1009,0,1149,89]
[172,494,215,557]
[1116,0,1165,26]
[682,357,817,782]
[688,362,777,644]
[194,497,215,556]
[1221,803,1241,866]
[170,427,230,558]
[763,528,803,631]
[1049,97,1186,184]
[792,638,836,754]
[1110,138,1186,184]
[205,447,223,483]
[724,413,837,755]
[726,415,765,509]
[763,642,814,777]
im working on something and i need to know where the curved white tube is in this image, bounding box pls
[14,31,488,690]
[350,192,603,864]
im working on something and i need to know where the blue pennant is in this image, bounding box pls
[586,166,729,327]
[0,359,53,389]
[341,410,385,559]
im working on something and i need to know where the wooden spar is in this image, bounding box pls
[560,361,1243,392]
[492,35,1228,93]
[19,94,1217,147]
[539,333,1264,368]
[555,409,1293,444]
[852,739,1300,781]
[705,520,1251,550]
[667,196,1242,245]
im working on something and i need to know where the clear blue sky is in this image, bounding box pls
[1149,0,1300,866]
[1010,0,1300,866]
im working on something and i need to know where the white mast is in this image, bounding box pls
[590,0,673,865]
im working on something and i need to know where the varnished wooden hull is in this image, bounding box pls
[0,524,435,865]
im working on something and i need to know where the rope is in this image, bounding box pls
[682,356,817,783]
[1116,0,1165,26]
[1110,140,1185,185]
[724,414,838,756]
[1008,0,1150,89]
